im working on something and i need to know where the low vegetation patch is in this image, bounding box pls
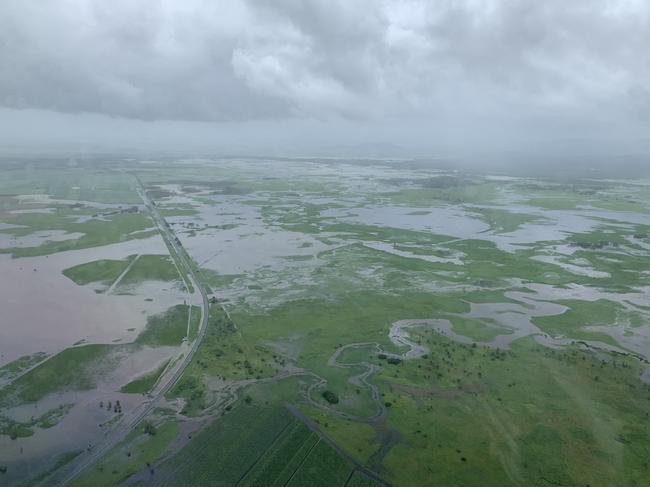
[62,257,133,287]
[135,305,192,347]
[70,420,179,487]
[120,360,170,394]
[322,390,340,404]
[0,344,114,406]
[119,254,181,286]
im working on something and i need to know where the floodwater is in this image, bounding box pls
[0,345,178,485]
[0,228,193,485]
[322,205,490,240]
[388,281,650,366]
[167,197,330,275]
[485,204,650,251]
[323,197,650,255]
[0,223,26,230]
[0,235,186,366]
[585,323,650,360]
[362,241,464,265]
[530,255,611,279]
[9,208,56,214]
[0,230,85,248]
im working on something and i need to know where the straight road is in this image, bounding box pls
[44,176,211,486]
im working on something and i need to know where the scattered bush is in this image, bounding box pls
[143,420,156,436]
[322,390,339,404]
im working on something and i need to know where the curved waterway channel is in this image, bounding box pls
[306,288,650,423]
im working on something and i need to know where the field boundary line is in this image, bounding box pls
[342,468,355,487]
[43,173,213,487]
[268,428,319,487]
[106,253,140,294]
[280,436,321,487]
[285,402,393,487]
[232,415,297,487]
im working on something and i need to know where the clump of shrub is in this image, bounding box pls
[143,420,156,436]
[378,353,402,365]
[322,390,339,404]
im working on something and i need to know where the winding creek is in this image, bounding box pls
[305,286,650,423]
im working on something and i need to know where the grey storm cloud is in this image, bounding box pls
[1,0,649,125]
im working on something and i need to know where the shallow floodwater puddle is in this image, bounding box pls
[387,285,643,360]
[530,255,611,278]
[584,323,650,361]
[13,194,132,211]
[9,207,56,215]
[322,205,490,239]
[526,282,650,313]
[362,241,464,265]
[0,222,26,230]
[168,198,331,275]
[0,230,85,248]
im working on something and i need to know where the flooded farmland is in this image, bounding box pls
[0,236,186,366]
[2,158,650,487]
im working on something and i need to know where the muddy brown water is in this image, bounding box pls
[0,234,195,485]
[0,345,179,486]
[0,236,187,367]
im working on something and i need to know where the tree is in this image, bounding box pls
[143,420,156,436]
[322,390,339,404]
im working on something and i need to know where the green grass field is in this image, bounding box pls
[0,211,155,258]
[0,304,192,412]
[0,352,49,382]
[0,344,114,406]
[135,305,193,347]
[0,167,142,205]
[63,257,134,287]
[19,450,82,487]
[533,299,625,346]
[238,420,320,487]
[377,333,650,486]
[145,402,381,487]
[153,405,295,486]
[62,253,184,294]
[119,255,181,286]
[449,316,514,341]
[71,421,180,487]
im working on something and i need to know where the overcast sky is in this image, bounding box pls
[1,0,649,158]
